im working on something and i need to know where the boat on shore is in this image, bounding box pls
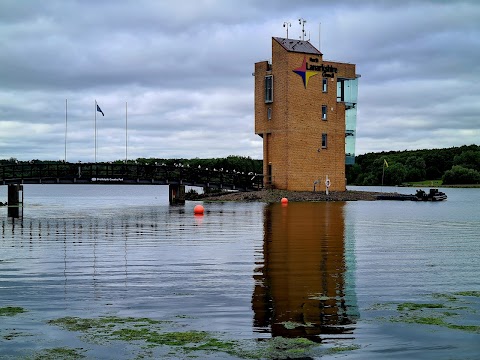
[415,188,447,201]
[376,188,447,202]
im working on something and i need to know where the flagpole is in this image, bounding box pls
[95,100,97,163]
[65,98,68,162]
[382,161,385,191]
[125,101,128,164]
[381,160,385,191]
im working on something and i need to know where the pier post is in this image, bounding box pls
[169,184,185,205]
[7,184,23,218]
[8,184,23,206]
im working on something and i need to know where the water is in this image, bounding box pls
[0,185,479,359]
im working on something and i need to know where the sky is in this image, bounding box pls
[1,0,479,162]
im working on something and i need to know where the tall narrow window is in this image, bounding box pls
[322,105,327,120]
[267,163,272,185]
[322,78,328,92]
[265,75,273,103]
[267,107,272,120]
[322,133,328,149]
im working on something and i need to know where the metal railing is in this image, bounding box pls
[0,163,264,191]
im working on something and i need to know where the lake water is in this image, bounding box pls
[0,185,479,359]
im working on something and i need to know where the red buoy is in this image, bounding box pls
[194,204,204,215]
[281,197,288,204]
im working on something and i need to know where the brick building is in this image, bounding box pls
[254,37,359,192]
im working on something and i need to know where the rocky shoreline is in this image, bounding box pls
[191,189,397,203]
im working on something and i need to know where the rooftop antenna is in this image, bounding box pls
[299,18,307,40]
[283,21,291,38]
[318,22,321,51]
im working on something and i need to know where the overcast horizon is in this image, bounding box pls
[1,0,479,162]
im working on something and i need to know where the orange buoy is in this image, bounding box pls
[281,197,288,204]
[193,204,204,215]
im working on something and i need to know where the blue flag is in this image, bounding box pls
[96,104,104,116]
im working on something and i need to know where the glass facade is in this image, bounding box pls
[337,77,359,165]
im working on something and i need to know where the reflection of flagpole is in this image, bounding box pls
[65,99,68,162]
[125,101,128,164]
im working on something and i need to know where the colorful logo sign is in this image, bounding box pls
[293,56,319,89]
[293,56,338,88]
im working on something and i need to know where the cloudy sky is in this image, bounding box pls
[1,0,479,162]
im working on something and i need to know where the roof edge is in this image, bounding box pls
[273,37,323,56]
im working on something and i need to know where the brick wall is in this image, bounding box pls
[254,38,355,192]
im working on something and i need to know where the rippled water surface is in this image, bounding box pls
[0,185,479,359]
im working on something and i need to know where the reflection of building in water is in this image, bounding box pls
[252,202,358,339]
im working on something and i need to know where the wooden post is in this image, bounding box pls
[8,184,22,206]
[169,184,185,205]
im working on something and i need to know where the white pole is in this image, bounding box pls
[95,100,97,163]
[381,162,385,191]
[65,99,67,162]
[125,101,128,163]
[318,22,321,51]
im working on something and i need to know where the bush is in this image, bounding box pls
[442,165,480,185]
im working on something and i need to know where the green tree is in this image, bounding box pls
[453,150,480,172]
[405,156,426,181]
[384,163,407,185]
[346,163,362,184]
[442,165,480,185]
[361,173,377,186]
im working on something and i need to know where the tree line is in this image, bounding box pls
[346,144,480,186]
[0,155,263,177]
[3,145,479,186]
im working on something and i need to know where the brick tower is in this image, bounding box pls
[254,37,358,192]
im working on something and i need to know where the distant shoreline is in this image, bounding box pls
[400,184,480,188]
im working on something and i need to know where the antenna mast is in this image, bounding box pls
[283,21,291,38]
[299,18,307,40]
[318,22,321,51]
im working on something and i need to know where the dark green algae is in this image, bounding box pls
[370,291,480,333]
[0,306,26,316]
[1,309,362,359]
[47,315,326,359]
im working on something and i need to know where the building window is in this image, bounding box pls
[322,133,328,148]
[322,105,327,120]
[267,107,272,120]
[265,75,273,103]
[322,78,328,92]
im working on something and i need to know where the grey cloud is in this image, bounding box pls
[0,0,478,162]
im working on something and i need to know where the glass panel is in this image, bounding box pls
[343,78,358,104]
[337,77,358,104]
[345,107,357,164]
[322,133,327,148]
[265,76,273,103]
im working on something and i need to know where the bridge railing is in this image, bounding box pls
[0,163,264,190]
